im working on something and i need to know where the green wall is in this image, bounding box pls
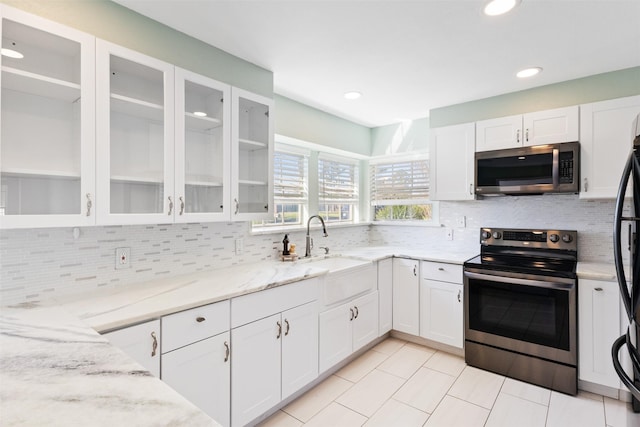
[430,67,640,128]
[370,117,429,157]
[1,0,272,97]
[274,95,371,156]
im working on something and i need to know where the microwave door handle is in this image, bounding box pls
[552,148,559,188]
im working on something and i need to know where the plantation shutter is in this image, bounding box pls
[370,158,430,205]
[273,149,307,203]
[318,155,359,204]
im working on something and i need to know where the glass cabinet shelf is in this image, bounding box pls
[110,93,163,122]
[238,138,268,150]
[2,66,80,101]
[1,167,80,179]
[185,112,222,131]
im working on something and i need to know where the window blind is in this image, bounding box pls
[370,159,430,204]
[273,150,307,203]
[318,157,358,203]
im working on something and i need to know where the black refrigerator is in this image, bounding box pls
[613,112,640,412]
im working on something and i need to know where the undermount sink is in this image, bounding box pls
[298,255,371,273]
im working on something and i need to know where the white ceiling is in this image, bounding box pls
[114,0,640,127]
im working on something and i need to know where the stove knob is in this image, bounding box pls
[549,234,560,243]
[492,231,502,239]
[562,234,573,243]
[481,230,491,240]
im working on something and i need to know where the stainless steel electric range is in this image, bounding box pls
[463,227,578,395]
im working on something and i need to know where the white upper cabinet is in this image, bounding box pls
[475,114,522,152]
[475,106,579,152]
[580,95,640,199]
[175,67,231,222]
[429,122,475,201]
[231,87,273,221]
[0,6,95,228]
[96,40,175,225]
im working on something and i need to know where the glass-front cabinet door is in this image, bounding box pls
[0,6,95,228]
[231,87,273,221]
[96,40,174,225]
[175,68,230,222]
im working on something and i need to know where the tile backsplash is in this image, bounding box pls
[0,194,622,305]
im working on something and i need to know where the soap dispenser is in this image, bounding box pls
[282,234,290,256]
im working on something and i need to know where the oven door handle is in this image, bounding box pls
[464,271,575,290]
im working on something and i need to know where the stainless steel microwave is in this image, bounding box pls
[475,141,580,196]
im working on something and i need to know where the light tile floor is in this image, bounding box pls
[259,338,640,427]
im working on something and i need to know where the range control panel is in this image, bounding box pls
[480,227,577,251]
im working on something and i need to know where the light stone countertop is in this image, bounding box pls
[0,303,218,427]
[0,245,555,426]
[576,262,623,282]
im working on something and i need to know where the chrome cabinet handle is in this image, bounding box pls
[525,128,529,142]
[354,306,359,319]
[350,308,355,321]
[224,341,230,362]
[438,267,445,271]
[594,287,603,292]
[584,178,588,192]
[234,198,239,215]
[168,196,173,215]
[179,196,185,215]
[196,316,205,323]
[458,290,462,303]
[469,183,473,195]
[151,331,158,357]
[284,319,290,336]
[413,265,417,276]
[86,193,92,217]
[516,129,520,143]
[276,321,282,339]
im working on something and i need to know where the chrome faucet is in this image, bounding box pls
[305,215,328,257]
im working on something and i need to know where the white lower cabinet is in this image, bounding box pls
[160,300,231,426]
[231,313,282,427]
[162,332,231,426]
[319,291,379,373]
[578,279,621,389]
[393,258,420,335]
[378,258,393,335]
[230,280,318,427]
[103,319,160,378]
[419,261,464,349]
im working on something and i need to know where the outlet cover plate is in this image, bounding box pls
[115,247,131,270]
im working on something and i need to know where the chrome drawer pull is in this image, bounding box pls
[224,341,230,362]
[196,316,206,323]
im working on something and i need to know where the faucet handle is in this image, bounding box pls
[319,246,330,255]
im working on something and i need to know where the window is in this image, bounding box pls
[370,157,438,223]
[318,155,359,223]
[253,146,307,227]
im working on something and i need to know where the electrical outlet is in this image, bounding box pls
[456,216,466,228]
[446,228,454,241]
[235,238,244,255]
[115,247,131,270]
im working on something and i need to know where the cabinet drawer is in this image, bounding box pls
[162,300,230,353]
[420,261,462,283]
[231,277,318,329]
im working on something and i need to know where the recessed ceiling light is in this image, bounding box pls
[516,67,543,78]
[193,111,207,117]
[483,0,520,16]
[343,91,362,100]
[1,48,24,59]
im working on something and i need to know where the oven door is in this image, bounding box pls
[464,268,577,366]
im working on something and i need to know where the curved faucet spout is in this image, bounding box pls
[305,215,328,257]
